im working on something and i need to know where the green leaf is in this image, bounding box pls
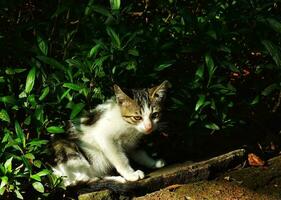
[63,83,83,91]
[205,122,220,130]
[70,103,85,119]
[60,88,71,101]
[0,96,16,105]
[24,153,35,160]
[37,56,65,70]
[27,94,37,107]
[33,160,42,168]
[250,95,260,105]
[106,27,121,48]
[65,58,84,68]
[46,126,65,134]
[34,106,44,122]
[88,44,102,57]
[195,95,206,111]
[0,109,10,123]
[110,0,121,10]
[261,83,278,96]
[5,68,26,75]
[39,87,50,101]
[25,67,36,94]
[4,157,13,173]
[267,18,281,34]
[37,35,48,55]
[31,174,41,181]
[21,156,32,171]
[0,187,4,196]
[205,53,216,83]
[261,40,281,67]
[92,5,111,17]
[154,63,173,72]
[14,190,24,199]
[0,176,8,188]
[128,49,139,56]
[35,169,50,177]
[28,139,48,147]
[15,121,26,148]
[32,182,44,193]
[24,115,31,125]
[195,64,205,79]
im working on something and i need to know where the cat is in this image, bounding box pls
[50,80,171,186]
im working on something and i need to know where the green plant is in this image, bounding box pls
[0,0,280,198]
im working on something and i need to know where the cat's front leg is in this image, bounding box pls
[130,149,166,169]
[100,140,144,181]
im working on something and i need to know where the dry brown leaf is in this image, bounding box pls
[248,153,265,166]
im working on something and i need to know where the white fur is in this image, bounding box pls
[53,100,165,186]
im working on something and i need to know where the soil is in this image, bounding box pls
[134,155,281,200]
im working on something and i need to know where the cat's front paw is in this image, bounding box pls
[124,170,145,182]
[153,159,166,168]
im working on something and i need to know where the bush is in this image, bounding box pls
[0,0,280,198]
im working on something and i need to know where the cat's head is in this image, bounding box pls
[114,80,171,134]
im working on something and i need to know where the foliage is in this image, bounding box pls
[0,0,281,198]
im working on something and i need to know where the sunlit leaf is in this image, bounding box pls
[195,95,206,111]
[24,153,35,160]
[32,182,44,193]
[35,169,50,177]
[14,190,24,199]
[63,83,83,91]
[88,44,101,57]
[4,157,13,173]
[33,160,42,168]
[31,174,41,181]
[25,67,36,94]
[46,126,65,134]
[0,176,8,188]
[0,109,10,123]
[110,0,121,10]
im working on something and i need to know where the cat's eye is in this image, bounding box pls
[151,112,160,119]
[133,116,142,121]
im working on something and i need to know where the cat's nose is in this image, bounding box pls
[145,127,153,133]
[144,122,153,133]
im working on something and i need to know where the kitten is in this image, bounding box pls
[50,80,171,186]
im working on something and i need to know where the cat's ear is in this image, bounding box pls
[149,80,171,102]
[113,84,131,105]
